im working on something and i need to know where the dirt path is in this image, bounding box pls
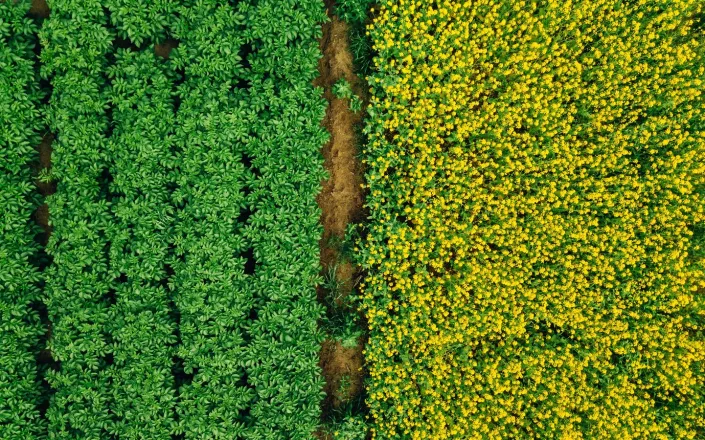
[315,2,367,429]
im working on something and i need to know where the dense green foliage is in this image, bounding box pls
[42,1,183,437]
[6,0,330,437]
[0,1,45,438]
[239,0,328,433]
[105,0,177,45]
[40,1,115,436]
[169,2,254,437]
[105,49,179,438]
[170,0,328,437]
[336,0,374,25]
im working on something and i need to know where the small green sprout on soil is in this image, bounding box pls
[331,413,368,440]
[333,78,363,114]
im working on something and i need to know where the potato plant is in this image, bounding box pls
[105,49,179,439]
[0,1,46,438]
[104,0,178,46]
[170,0,328,437]
[169,1,255,437]
[237,0,328,435]
[40,0,116,437]
[6,0,330,438]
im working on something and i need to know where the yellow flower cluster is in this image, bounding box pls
[360,0,705,438]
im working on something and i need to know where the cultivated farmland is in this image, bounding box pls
[0,2,45,437]
[360,0,705,438]
[0,0,704,439]
[3,0,329,438]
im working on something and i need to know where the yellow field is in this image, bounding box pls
[359,0,705,438]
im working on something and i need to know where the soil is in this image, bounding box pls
[155,39,179,59]
[30,0,49,18]
[35,134,54,243]
[315,14,366,295]
[320,339,365,409]
[315,0,368,429]
[35,203,50,243]
[315,430,334,440]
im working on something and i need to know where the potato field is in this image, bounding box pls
[0,0,703,439]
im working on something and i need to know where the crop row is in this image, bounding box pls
[0,1,45,438]
[169,2,255,436]
[170,1,328,436]
[41,0,116,435]
[1,0,330,438]
[106,48,179,438]
[359,0,705,438]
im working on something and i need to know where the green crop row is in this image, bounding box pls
[104,0,177,46]
[105,49,179,438]
[40,0,115,436]
[169,1,256,437]
[2,0,330,438]
[237,0,328,434]
[170,0,328,437]
[102,8,180,435]
[0,1,45,438]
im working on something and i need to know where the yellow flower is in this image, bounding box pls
[360,0,705,439]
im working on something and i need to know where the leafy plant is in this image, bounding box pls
[333,78,363,113]
[104,0,178,46]
[170,0,329,438]
[337,374,352,401]
[333,78,354,99]
[0,1,46,438]
[335,0,374,26]
[349,95,364,114]
[6,0,334,438]
[328,413,368,440]
[169,3,256,438]
[104,48,179,438]
[321,262,363,349]
[40,0,116,435]
[328,313,363,350]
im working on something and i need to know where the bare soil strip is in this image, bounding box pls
[315,2,368,429]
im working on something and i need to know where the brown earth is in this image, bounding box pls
[315,14,366,293]
[320,339,365,412]
[30,0,49,18]
[35,134,54,243]
[315,0,368,431]
[315,429,334,440]
[155,39,179,59]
